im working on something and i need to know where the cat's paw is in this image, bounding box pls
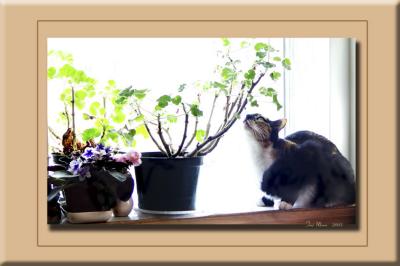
[279,201,293,210]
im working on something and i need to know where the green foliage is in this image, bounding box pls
[244,69,256,80]
[222,38,230,46]
[195,129,206,142]
[270,71,281,81]
[282,58,292,70]
[178,84,186,92]
[259,87,282,111]
[49,39,291,155]
[167,114,178,123]
[190,104,203,117]
[157,95,172,109]
[82,128,101,142]
[171,95,182,105]
[135,124,150,139]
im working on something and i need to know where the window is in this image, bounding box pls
[48,38,356,212]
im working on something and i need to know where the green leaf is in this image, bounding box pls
[282,58,292,70]
[89,101,101,116]
[48,67,56,79]
[221,67,235,81]
[82,113,95,120]
[178,84,186,92]
[261,62,276,69]
[273,56,281,62]
[244,69,256,80]
[99,108,106,116]
[82,128,101,142]
[48,170,79,180]
[240,41,250,48]
[136,124,150,139]
[222,38,230,46]
[272,94,282,111]
[128,129,136,137]
[133,89,147,100]
[254,42,269,51]
[75,100,86,110]
[111,110,126,124]
[260,87,277,97]
[270,71,281,81]
[84,85,96,98]
[212,81,228,89]
[57,64,76,78]
[134,114,145,122]
[157,95,172,108]
[60,88,72,102]
[250,100,259,107]
[107,131,119,142]
[108,80,116,87]
[109,171,127,182]
[75,90,87,101]
[171,95,182,105]
[167,114,178,123]
[256,52,266,59]
[190,104,203,117]
[195,129,206,142]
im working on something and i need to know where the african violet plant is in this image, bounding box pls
[116,38,291,158]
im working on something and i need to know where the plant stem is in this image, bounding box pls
[157,115,171,157]
[71,84,77,150]
[143,121,167,156]
[172,104,189,157]
[182,116,198,152]
[48,127,61,141]
[64,104,70,130]
[136,105,167,155]
[205,93,218,139]
[100,97,107,142]
[188,72,266,157]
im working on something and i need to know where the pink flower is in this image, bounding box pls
[114,154,128,163]
[125,150,142,166]
[112,150,142,166]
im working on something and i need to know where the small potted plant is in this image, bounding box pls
[116,39,291,213]
[48,143,141,223]
[47,51,143,223]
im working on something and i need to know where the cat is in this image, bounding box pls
[244,113,356,210]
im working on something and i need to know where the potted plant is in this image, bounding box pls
[116,39,291,213]
[48,144,141,223]
[47,51,144,223]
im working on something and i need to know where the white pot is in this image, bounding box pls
[67,210,113,224]
[113,198,133,217]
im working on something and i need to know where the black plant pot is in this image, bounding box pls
[134,152,203,212]
[63,169,134,213]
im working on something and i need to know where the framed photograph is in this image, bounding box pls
[0,0,398,264]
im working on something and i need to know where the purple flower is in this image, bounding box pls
[68,159,82,175]
[82,147,96,160]
[78,165,91,180]
[104,146,112,154]
[96,143,105,151]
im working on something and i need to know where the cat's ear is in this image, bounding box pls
[271,118,287,131]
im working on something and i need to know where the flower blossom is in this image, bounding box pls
[68,159,82,175]
[113,150,142,166]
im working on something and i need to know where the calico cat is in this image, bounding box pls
[244,113,355,209]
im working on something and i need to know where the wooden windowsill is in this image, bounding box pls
[98,205,356,226]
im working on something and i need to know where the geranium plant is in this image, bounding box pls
[116,38,290,157]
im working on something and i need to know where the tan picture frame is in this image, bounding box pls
[0,0,398,263]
